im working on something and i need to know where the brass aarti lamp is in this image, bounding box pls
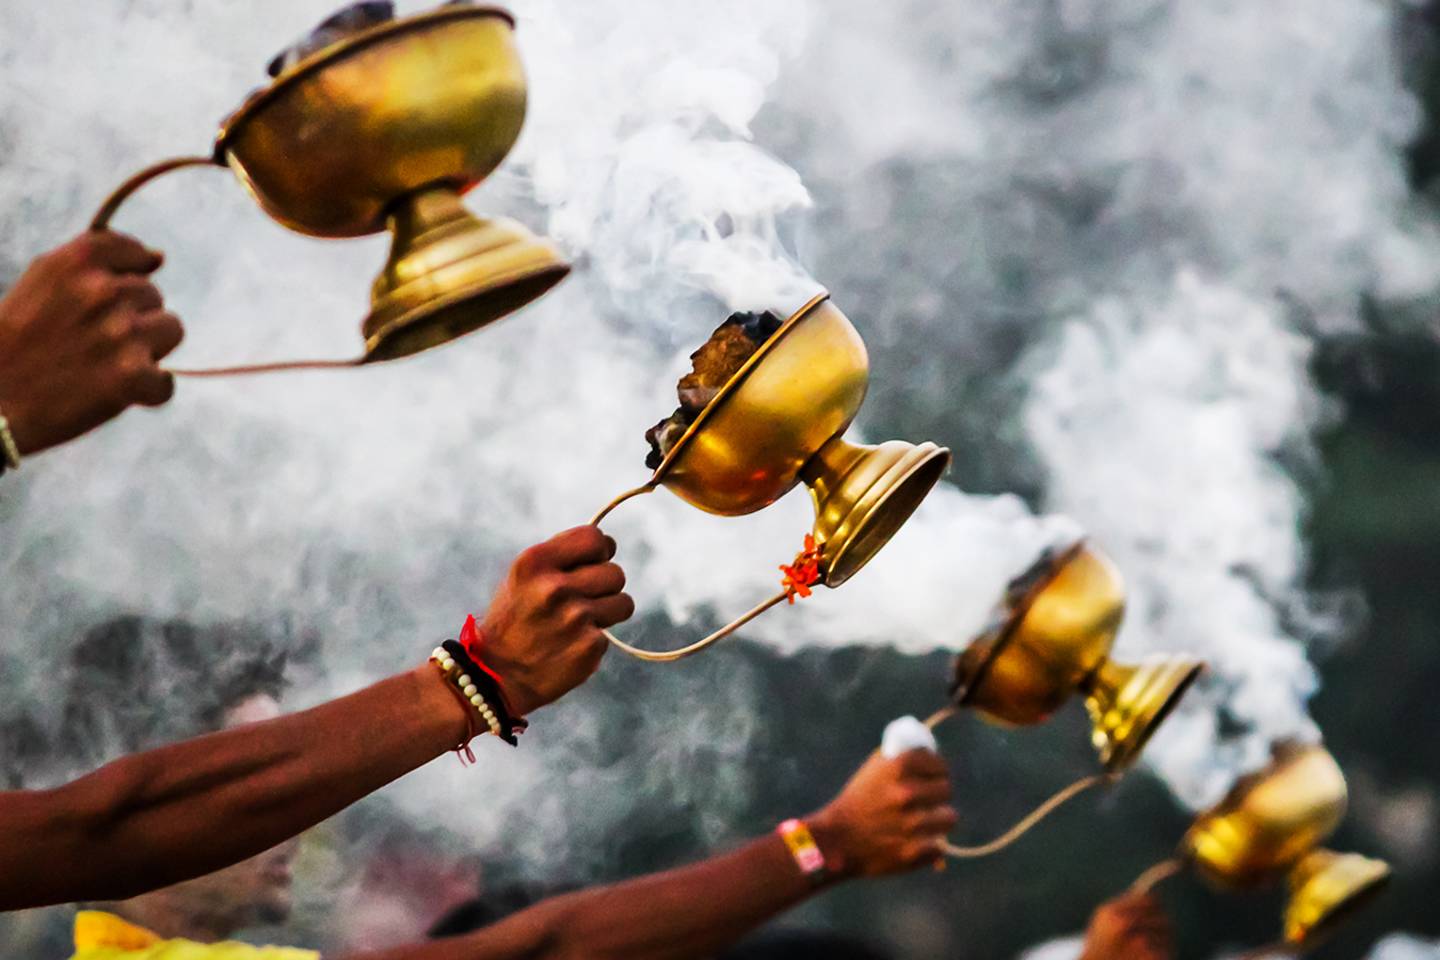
[90,4,569,375]
[1128,741,1391,952]
[591,292,952,662]
[920,540,1206,858]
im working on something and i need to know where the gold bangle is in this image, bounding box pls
[0,412,21,472]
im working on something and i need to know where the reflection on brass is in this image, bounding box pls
[1132,742,1391,948]
[951,541,1205,771]
[91,5,568,373]
[592,292,952,662]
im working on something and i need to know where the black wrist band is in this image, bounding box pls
[442,639,527,746]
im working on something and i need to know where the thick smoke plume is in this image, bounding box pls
[0,0,1434,905]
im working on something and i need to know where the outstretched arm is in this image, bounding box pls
[354,750,958,960]
[0,665,462,908]
[0,527,633,909]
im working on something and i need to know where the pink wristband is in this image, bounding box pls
[777,818,827,883]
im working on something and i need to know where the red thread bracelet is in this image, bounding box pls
[458,614,522,717]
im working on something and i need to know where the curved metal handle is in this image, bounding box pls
[1129,857,1184,896]
[91,156,223,232]
[90,157,362,378]
[590,484,794,663]
[923,708,1119,860]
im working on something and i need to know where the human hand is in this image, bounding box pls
[808,749,958,880]
[479,526,634,715]
[0,232,183,457]
[1080,892,1174,960]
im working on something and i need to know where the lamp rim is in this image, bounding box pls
[952,538,1089,706]
[648,290,833,484]
[214,5,519,159]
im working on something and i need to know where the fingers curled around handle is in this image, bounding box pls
[81,230,165,274]
[589,592,636,629]
[133,368,176,407]
[136,310,185,361]
[541,525,615,570]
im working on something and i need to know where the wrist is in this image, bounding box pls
[801,809,857,884]
[409,663,472,753]
[473,616,539,717]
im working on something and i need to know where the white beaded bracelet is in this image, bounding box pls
[430,646,502,738]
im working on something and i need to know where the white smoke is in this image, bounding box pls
[1371,934,1440,960]
[1017,935,1083,960]
[764,0,1440,809]
[0,0,1433,917]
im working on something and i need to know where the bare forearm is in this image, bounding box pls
[0,665,466,908]
[527,835,816,960]
[357,834,820,960]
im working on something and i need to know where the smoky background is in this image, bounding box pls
[0,0,1438,957]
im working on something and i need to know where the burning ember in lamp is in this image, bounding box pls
[919,540,1206,859]
[90,2,569,375]
[1128,741,1391,951]
[591,292,952,662]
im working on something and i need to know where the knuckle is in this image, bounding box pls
[514,546,544,577]
[105,308,141,344]
[67,233,98,264]
[114,343,153,380]
[82,272,120,309]
[540,574,571,608]
[560,604,589,632]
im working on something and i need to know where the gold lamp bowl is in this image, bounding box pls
[591,292,951,662]
[1184,742,1349,885]
[949,540,1203,770]
[648,292,952,587]
[92,4,570,368]
[1182,742,1392,947]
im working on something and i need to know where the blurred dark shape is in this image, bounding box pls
[719,931,895,960]
[265,1,485,78]
[426,883,578,939]
[59,616,295,760]
[268,2,396,77]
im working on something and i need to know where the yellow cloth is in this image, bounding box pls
[71,911,318,960]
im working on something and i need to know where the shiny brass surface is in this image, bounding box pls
[651,292,951,585]
[92,5,567,373]
[1138,743,1395,948]
[954,543,1125,724]
[1184,742,1349,887]
[1283,849,1392,945]
[805,437,950,586]
[950,541,1203,771]
[218,6,525,238]
[1086,656,1203,770]
[362,189,570,361]
[593,293,951,661]
[653,294,871,516]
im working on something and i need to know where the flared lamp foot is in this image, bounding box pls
[803,437,951,586]
[1085,655,1204,771]
[363,187,571,362]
